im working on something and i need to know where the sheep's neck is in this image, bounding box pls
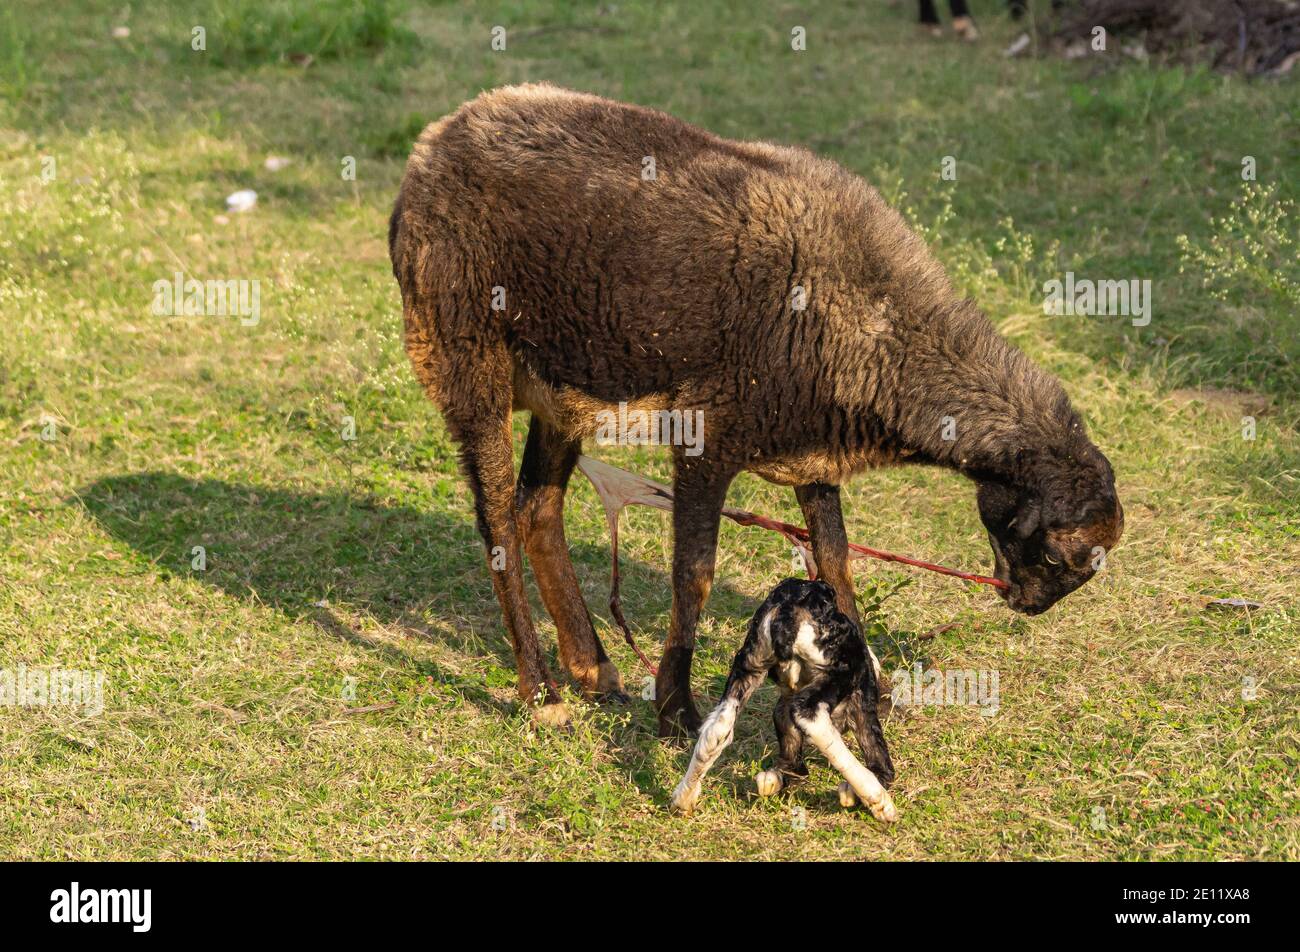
[876,312,1084,486]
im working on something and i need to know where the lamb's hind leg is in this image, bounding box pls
[793,682,898,822]
[755,696,807,797]
[852,675,895,787]
[839,686,895,808]
[516,416,626,703]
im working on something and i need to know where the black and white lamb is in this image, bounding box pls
[671,578,897,822]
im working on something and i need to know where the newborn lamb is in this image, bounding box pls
[671,578,897,822]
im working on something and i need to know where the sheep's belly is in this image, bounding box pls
[747,448,900,487]
[512,368,673,444]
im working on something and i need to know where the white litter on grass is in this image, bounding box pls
[1004,33,1030,58]
[111,26,131,39]
[1206,598,1264,611]
[264,156,291,172]
[1063,40,1089,60]
[226,189,258,213]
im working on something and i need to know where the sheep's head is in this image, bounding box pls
[977,451,1123,616]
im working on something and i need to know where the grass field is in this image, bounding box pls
[2,0,1298,860]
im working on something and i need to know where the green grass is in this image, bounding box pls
[1,0,1297,860]
[198,0,419,68]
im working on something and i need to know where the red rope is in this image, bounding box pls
[577,456,1009,681]
[724,508,1011,591]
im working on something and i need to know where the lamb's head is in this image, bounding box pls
[977,445,1123,616]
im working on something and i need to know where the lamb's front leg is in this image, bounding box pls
[671,612,772,814]
[669,692,743,815]
[793,685,898,823]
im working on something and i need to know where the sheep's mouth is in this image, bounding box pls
[988,532,1011,599]
[1011,597,1048,616]
[988,533,1047,614]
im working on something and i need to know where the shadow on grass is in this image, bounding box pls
[74,471,757,725]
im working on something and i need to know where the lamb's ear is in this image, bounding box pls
[1014,494,1042,539]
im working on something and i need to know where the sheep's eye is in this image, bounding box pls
[1043,552,1061,567]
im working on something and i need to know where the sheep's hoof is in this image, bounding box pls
[531,701,572,729]
[657,707,702,742]
[755,769,784,797]
[838,782,858,809]
[589,661,627,705]
[868,791,898,824]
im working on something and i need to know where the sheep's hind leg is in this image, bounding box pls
[448,393,567,727]
[516,416,626,703]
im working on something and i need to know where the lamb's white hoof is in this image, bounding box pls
[755,769,783,797]
[868,791,898,823]
[670,782,700,815]
[838,781,858,809]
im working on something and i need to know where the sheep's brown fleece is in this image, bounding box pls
[390,84,1123,735]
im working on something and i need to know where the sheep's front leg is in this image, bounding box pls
[657,462,737,739]
[793,685,898,823]
[795,483,892,720]
[671,609,773,814]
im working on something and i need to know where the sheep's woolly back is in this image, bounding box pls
[391,84,1109,507]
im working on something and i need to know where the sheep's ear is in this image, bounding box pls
[1014,495,1042,538]
[977,480,1016,529]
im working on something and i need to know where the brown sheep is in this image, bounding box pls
[389,83,1123,737]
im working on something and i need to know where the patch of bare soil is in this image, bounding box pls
[1169,386,1275,417]
[1046,0,1300,75]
